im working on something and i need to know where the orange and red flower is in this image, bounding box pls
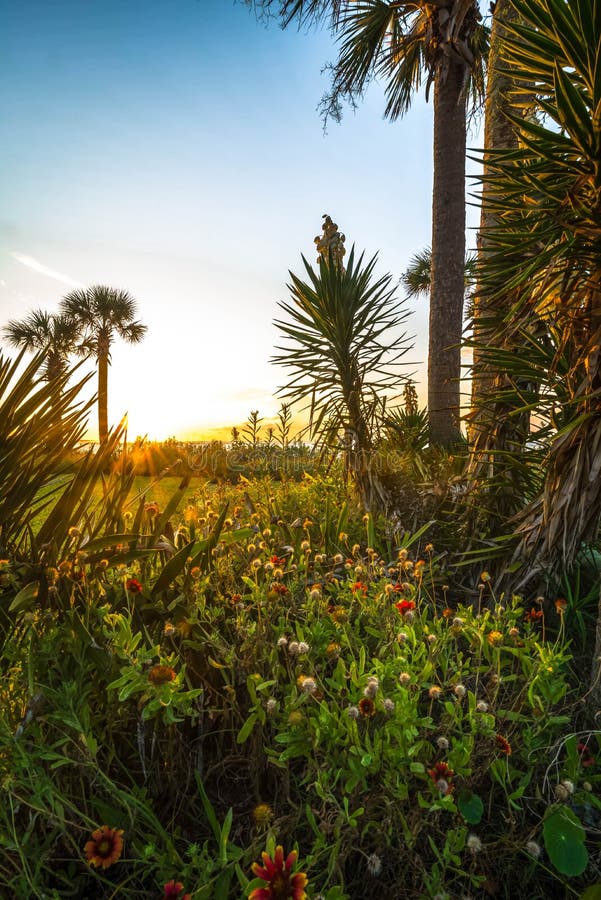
[351,581,368,596]
[427,761,455,794]
[163,881,191,900]
[495,734,512,755]
[250,845,308,899]
[271,583,289,596]
[395,599,416,616]
[555,597,568,615]
[125,578,143,594]
[525,608,543,622]
[148,664,177,685]
[84,825,124,869]
[358,697,376,718]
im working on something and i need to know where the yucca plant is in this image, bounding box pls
[0,349,94,558]
[273,218,413,512]
[467,0,601,580]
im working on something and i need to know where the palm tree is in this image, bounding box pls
[247,0,488,447]
[3,309,80,384]
[60,286,147,445]
[273,215,413,511]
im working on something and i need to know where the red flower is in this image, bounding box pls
[125,578,143,594]
[84,825,124,869]
[250,845,308,899]
[148,665,177,685]
[395,599,416,616]
[271,583,289,595]
[495,734,512,755]
[163,881,191,900]
[525,608,543,621]
[270,555,286,566]
[427,761,455,794]
[555,597,568,614]
[351,581,368,596]
[578,742,596,767]
[358,697,376,718]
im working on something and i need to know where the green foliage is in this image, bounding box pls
[543,807,588,877]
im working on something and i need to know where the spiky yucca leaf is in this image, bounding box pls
[468,0,601,577]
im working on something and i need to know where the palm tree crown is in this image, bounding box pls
[3,309,81,382]
[60,285,147,444]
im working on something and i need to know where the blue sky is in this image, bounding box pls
[0,0,481,440]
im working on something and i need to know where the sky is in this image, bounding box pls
[0,0,482,441]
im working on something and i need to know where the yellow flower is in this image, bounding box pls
[488,630,503,646]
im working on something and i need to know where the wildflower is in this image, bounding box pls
[509,627,520,639]
[68,526,81,538]
[251,559,262,570]
[252,803,274,827]
[364,677,379,698]
[125,578,143,594]
[427,634,436,644]
[436,736,449,751]
[476,701,489,713]
[429,686,442,700]
[480,571,491,583]
[288,711,304,727]
[428,761,454,795]
[454,684,466,699]
[266,698,277,714]
[271,583,289,596]
[466,834,482,854]
[555,597,567,615]
[358,697,376,718]
[351,581,368,596]
[250,845,308,900]
[277,636,288,648]
[300,677,317,695]
[399,672,411,686]
[397,632,408,644]
[398,548,408,561]
[395,599,416,616]
[288,641,300,656]
[367,852,382,876]
[525,608,543,622]
[145,502,159,516]
[577,742,596,767]
[525,840,541,858]
[300,540,310,552]
[329,605,348,624]
[164,622,176,637]
[452,617,464,628]
[487,630,503,646]
[297,642,310,655]
[148,665,176,685]
[189,566,201,578]
[383,698,395,713]
[425,543,434,553]
[84,825,124,869]
[309,588,321,601]
[495,734,512,755]
[333,553,344,565]
[163,881,191,900]
[404,610,415,623]
[338,532,348,542]
[354,565,365,576]
[554,782,571,802]
[326,642,341,658]
[265,562,275,572]
[346,705,360,719]
[442,607,454,618]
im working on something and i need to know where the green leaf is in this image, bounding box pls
[543,807,588,876]
[236,713,258,744]
[457,790,484,825]
[9,581,39,612]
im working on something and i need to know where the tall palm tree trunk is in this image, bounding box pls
[428,60,466,447]
[98,353,109,446]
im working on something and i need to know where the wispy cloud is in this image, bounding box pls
[11,252,84,288]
